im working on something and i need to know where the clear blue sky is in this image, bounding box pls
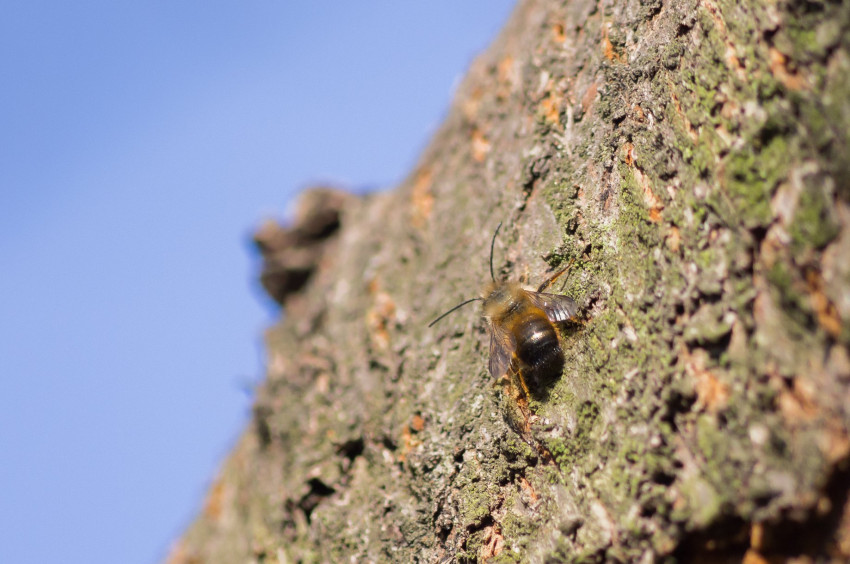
[0,2,515,563]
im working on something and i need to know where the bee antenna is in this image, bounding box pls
[428,298,483,328]
[489,222,502,283]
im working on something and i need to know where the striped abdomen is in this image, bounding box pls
[514,312,564,388]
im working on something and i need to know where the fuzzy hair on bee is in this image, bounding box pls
[429,223,578,395]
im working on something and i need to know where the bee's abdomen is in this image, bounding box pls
[515,314,563,388]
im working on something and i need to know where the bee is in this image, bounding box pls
[429,223,578,400]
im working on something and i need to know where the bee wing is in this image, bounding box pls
[526,291,578,323]
[488,323,516,379]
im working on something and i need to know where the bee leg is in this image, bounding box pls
[537,257,576,292]
[515,371,533,403]
[508,369,535,434]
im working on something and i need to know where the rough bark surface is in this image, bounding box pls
[172,0,850,562]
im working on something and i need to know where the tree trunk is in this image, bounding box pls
[172,0,850,562]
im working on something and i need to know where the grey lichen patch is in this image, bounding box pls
[684,303,733,345]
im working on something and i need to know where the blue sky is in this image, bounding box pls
[0,2,515,562]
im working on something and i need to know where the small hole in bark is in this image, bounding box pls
[337,437,365,460]
[298,478,336,523]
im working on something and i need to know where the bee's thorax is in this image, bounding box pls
[482,282,527,321]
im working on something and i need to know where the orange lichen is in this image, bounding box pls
[539,88,563,126]
[638,173,663,221]
[518,476,539,502]
[805,269,842,338]
[398,425,412,463]
[366,280,397,352]
[769,47,807,91]
[581,80,599,114]
[694,368,729,413]
[820,419,850,464]
[497,55,515,86]
[479,525,505,562]
[669,87,699,143]
[411,414,425,432]
[776,378,818,424]
[471,128,491,162]
[398,415,426,463]
[700,0,747,80]
[461,87,483,121]
[683,347,729,412]
[552,22,566,44]
[666,225,681,253]
[626,145,664,222]
[399,423,423,464]
[203,476,227,522]
[622,142,635,165]
[410,168,434,228]
[601,23,624,62]
[495,55,517,101]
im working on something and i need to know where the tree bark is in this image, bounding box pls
[172,0,850,562]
